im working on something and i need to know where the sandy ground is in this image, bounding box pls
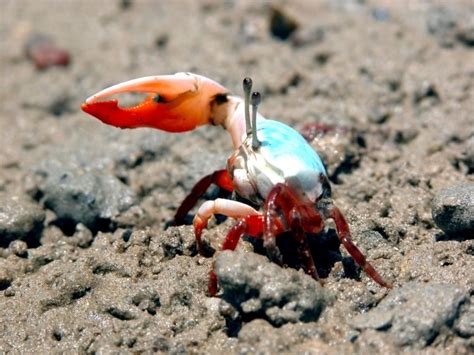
[0,0,473,353]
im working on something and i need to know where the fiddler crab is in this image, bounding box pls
[82,72,392,294]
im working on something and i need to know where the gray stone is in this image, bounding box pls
[426,6,474,48]
[351,282,467,347]
[454,301,474,338]
[432,184,474,237]
[0,193,45,246]
[214,251,329,326]
[40,168,137,233]
[427,7,458,47]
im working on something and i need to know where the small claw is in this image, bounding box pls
[81,72,229,132]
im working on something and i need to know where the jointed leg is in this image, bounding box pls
[193,198,260,254]
[288,209,319,280]
[264,183,324,280]
[174,169,233,225]
[208,214,267,296]
[328,205,392,288]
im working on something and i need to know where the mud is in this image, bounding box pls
[0,1,473,353]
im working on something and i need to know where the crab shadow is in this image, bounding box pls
[246,228,358,281]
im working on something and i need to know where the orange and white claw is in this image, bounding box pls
[81,72,230,133]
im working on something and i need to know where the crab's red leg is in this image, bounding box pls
[288,209,320,280]
[173,169,233,225]
[263,184,287,263]
[264,183,323,280]
[189,198,268,295]
[329,206,393,288]
[193,199,260,254]
[208,214,268,295]
[81,73,229,132]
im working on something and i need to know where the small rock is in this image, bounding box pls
[313,50,331,65]
[214,251,329,326]
[119,0,133,10]
[426,7,458,48]
[68,224,94,248]
[454,302,474,337]
[368,106,390,124]
[393,127,418,145]
[48,95,73,117]
[9,240,28,258]
[157,226,197,261]
[432,184,474,237]
[155,33,169,49]
[40,169,137,234]
[269,6,299,41]
[426,7,474,48]
[291,26,325,47]
[25,34,70,70]
[371,7,390,22]
[0,193,45,247]
[0,267,13,291]
[456,22,474,46]
[413,81,440,105]
[459,136,474,174]
[351,282,467,347]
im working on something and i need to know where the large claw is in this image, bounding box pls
[81,72,229,132]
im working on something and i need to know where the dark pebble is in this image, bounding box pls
[0,193,45,247]
[269,6,299,41]
[456,22,474,47]
[413,81,440,105]
[155,34,169,49]
[432,184,474,237]
[48,95,73,117]
[119,0,133,10]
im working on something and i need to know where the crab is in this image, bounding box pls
[81,72,392,294]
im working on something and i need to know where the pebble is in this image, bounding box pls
[350,282,467,347]
[269,6,299,41]
[0,193,45,247]
[426,7,457,48]
[25,34,70,70]
[368,106,391,124]
[460,136,474,174]
[40,169,137,234]
[426,6,474,48]
[432,184,474,237]
[214,251,329,326]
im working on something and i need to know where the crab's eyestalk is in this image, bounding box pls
[243,77,253,135]
[81,73,228,133]
[251,91,261,149]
